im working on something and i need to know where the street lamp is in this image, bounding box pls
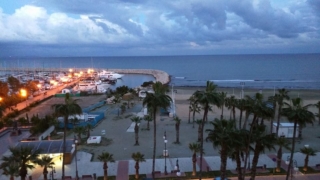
[240,82,245,99]
[49,166,56,180]
[20,89,27,107]
[72,139,79,180]
[286,156,298,180]
[171,83,175,117]
[175,159,181,176]
[163,131,168,175]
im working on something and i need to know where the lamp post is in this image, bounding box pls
[171,83,175,117]
[286,156,298,180]
[73,139,79,180]
[240,82,245,99]
[163,131,168,175]
[175,159,181,177]
[49,166,56,180]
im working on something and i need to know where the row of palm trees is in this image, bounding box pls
[0,145,146,180]
[0,146,54,180]
[185,81,318,180]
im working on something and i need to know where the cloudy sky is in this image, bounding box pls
[0,0,319,57]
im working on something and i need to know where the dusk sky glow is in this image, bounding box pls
[0,0,320,57]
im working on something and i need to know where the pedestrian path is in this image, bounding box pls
[116,161,129,180]
[3,152,319,180]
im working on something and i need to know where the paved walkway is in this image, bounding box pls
[3,151,315,180]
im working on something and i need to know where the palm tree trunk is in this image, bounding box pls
[43,167,48,180]
[199,106,209,180]
[276,147,282,172]
[134,124,139,145]
[232,106,236,120]
[104,169,108,180]
[135,161,139,179]
[286,121,298,180]
[197,123,202,142]
[221,106,224,120]
[239,110,243,129]
[304,155,309,172]
[152,109,157,178]
[242,112,250,130]
[20,163,27,180]
[192,111,196,128]
[192,153,197,176]
[235,150,243,180]
[220,144,228,180]
[250,144,261,180]
[175,123,180,143]
[276,106,282,135]
[298,125,303,139]
[188,107,191,123]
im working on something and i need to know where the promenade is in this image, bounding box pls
[26,151,320,179]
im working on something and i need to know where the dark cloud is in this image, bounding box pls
[227,0,308,38]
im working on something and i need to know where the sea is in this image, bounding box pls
[1,53,320,90]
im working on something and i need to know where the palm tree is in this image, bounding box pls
[195,119,203,142]
[206,118,236,180]
[250,124,277,180]
[218,92,227,119]
[131,152,146,179]
[275,89,290,135]
[0,162,19,180]
[187,95,196,124]
[131,116,142,145]
[174,116,181,144]
[85,123,94,139]
[281,98,315,180]
[38,155,55,180]
[267,94,277,133]
[189,143,202,176]
[97,152,115,180]
[1,146,40,180]
[314,101,320,125]
[193,81,221,179]
[300,146,317,172]
[225,95,236,120]
[142,82,172,177]
[143,115,152,130]
[235,98,246,129]
[73,126,86,144]
[189,97,201,128]
[275,137,291,172]
[51,93,82,179]
[229,129,249,180]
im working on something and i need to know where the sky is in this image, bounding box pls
[0,0,320,57]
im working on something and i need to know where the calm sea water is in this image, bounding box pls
[1,54,320,89]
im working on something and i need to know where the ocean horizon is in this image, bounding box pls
[1,53,320,90]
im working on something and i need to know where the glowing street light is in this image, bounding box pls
[20,89,27,98]
[163,131,168,175]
